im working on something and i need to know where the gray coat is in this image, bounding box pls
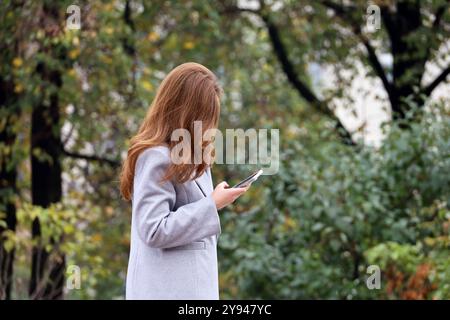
[125,146,221,299]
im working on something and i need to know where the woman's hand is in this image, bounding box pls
[212,181,248,210]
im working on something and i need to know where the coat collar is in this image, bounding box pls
[194,168,212,197]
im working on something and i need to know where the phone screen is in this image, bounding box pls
[232,169,263,188]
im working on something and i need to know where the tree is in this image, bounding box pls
[29,2,68,299]
[221,0,450,140]
[0,0,27,300]
[0,45,19,302]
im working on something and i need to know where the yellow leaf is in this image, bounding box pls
[141,80,153,91]
[283,216,297,231]
[105,27,114,35]
[424,237,436,246]
[92,233,103,243]
[105,206,114,216]
[63,224,75,234]
[147,32,159,42]
[14,83,23,93]
[104,3,114,11]
[12,57,23,68]
[183,41,195,50]
[143,67,151,75]
[68,48,80,59]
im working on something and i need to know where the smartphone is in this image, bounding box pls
[232,169,263,188]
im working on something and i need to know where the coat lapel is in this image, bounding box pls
[194,179,207,197]
[194,168,212,197]
[194,168,220,241]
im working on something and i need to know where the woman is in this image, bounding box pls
[120,62,248,299]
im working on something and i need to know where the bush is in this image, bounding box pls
[219,105,450,299]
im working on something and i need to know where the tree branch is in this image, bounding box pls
[424,63,450,96]
[261,16,322,107]
[319,0,355,15]
[380,8,396,52]
[263,13,355,144]
[318,0,395,106]
[63,148,120,167]
[221,3,355,145]
[220,6,259,15]
[433,3,448,29]
[358,33,395,103]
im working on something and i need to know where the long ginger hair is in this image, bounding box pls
[120,62,222,201]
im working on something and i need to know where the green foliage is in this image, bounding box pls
[219,105,450,299]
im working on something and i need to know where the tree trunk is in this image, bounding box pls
[0,78,19,300]
[385,2,429,120]
[28,1,69,300]
[29,63,65,300]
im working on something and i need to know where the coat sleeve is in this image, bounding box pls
[132,148,221,249]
